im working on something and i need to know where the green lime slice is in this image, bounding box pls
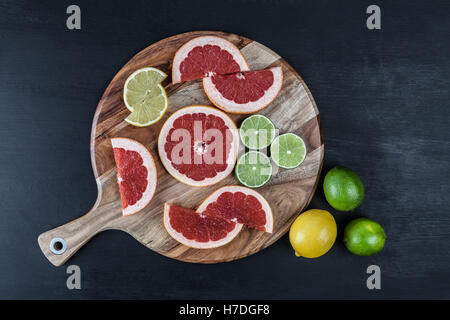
[239,115,276,149]
[270,133,306,169]
[235,151,272,188]
[123,67,168,127]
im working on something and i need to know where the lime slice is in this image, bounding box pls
[123,67,168,126]
[235,151,272,188]
[270,133,306,169]
[239,115,276,149]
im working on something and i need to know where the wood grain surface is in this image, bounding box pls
[38,31,323,266]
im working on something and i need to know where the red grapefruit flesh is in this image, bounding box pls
[164,203,243,249]
[203,67,283,114]
[111,138,157,216]
[158,105,239,187]
[198,186,273,233]
[172,36,249,84]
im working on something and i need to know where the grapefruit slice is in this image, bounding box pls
[158,105,239,187]
[111,138,157,216]
[198,186,273,233]
[203,67,283,114]
[172,36,249,84]
[163,203,243,249]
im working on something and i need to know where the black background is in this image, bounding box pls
[1,0,449,299]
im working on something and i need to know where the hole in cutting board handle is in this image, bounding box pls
[49,237,67,255]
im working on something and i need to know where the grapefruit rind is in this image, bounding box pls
[111,138,157,216]
[157,105,240,187]
[172,36,250,84]
[197,185,274,233]
[163,203,243,249]
[202,67,283,114]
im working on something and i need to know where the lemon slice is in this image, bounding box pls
[123,67,168,126]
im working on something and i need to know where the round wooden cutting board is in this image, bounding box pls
[38,31,323,266]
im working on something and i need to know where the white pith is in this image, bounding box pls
[157,105,239,187]
[163,203,243,249]
[197,185,273,233]
[111,138,157,216]
[172,36,249,84]
[203,67,283,114]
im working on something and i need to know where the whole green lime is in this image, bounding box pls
[323,167,364,211]
[344,218,386,256]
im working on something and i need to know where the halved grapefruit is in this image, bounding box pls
[163,186,272,249]
[203,67,283,114]
[158,105,239,187]
[198,185,273,233]
[111,138,157,216]
[172,36,249,84]
[163,203,243,249]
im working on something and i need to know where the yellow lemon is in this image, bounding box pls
[289,209,337,258]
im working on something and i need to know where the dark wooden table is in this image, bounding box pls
[1,0,449,299]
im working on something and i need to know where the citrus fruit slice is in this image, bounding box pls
[111,138,157,216]
[239,114,276,149]
[163,203,243,249]
[158,105,239,187]
[289,209,337,258]
[123,67,168,126]
[235,151,272,188]
[323,167,365,211]
[172,36,249,83]
[203,67,283,114]
[163,185,273,249]
[199,185,273,233]
[270,133,306,169]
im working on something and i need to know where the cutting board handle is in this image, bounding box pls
[37,205,110,266]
